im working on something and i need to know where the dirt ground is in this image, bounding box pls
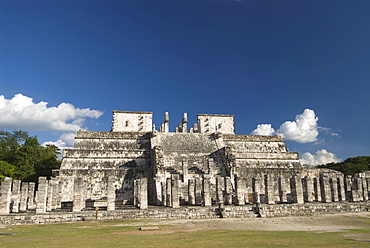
[113,212,370,235]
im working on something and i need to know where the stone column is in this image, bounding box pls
[355,177,363,201]
[330,177,339,202]
[139,177,148,210]
[366,178,370,199]
[345,175,353,201]
[27,182,36,210]
[252,176,261,204]
[52,180,61,210]
[182,161,188,180]
[171,174,180,208]
[46,179,54,212]
[11,180,21,213]
[161,181,166,205]
[36,177,48,213]
[278,176,287,203]
[302,176,314,203]
[188,179,195,205]
[203,175,212,207]
[216,175,224,206]
[290,175,304,204]
[224,176,233,205]
[337,176,346,201]
[20,182,29,212]
[0,177,12,214]
[107,176,116,211]
[154,177,163,206]
[361,176,368,201]
[265,175,275,204]
[313,177,322,202]
[72,177,85,212]
[165,177,172,207]
[320,174,332,203]
[235,177,245,206]
[195,177,203,205]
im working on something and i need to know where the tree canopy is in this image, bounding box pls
[317,156,370,176]
[0,130,61,181]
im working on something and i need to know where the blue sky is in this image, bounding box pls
[1,0,369,164]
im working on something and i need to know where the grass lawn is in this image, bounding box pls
[1,218,369,248]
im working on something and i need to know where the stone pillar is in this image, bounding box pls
[337,176,346,201]
[36,177,48,213]
[290,175,304,204]
[188,179,195,205]
[235,177,245,205]
[302,176,314,203]
[107,176,116,211]
[203,175,211,207]
[345,175,353,201]
[52,180,61,210]
[20,182,29,212]
[355,177,363,201]
[278,176,287,203]
[330,177,339,202]
[224,176,233,205]
[161,112,169,132]
[72,177,85,212]
[154,177,163,206]
[27,182,36,210]
[139,177,148,210]
[195,177,203,205]
[11,180,21,213]
[320,174,332,203]
[161,181,166,205]
[0,177,12,214]
[182,161,188,180]
[366,178,370,199]
[361,176,368,201]
[216,175,224,206]
[313,177,322,202]
[265,175,275,204]
[46,179,54,212]
[165,177,172,207]
[252,176,261,204]
[171,174,180,208]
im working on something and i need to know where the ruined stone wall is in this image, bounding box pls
[57,130,151,203]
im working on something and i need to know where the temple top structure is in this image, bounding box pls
[111,111,235,134]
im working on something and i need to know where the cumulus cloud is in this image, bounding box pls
[276,109,318,143]
[300,149,341,166]
[250,109,319,143]
[251,124,275,136]
[0,94,103,149]
[42,132,77,148]
[0,94,103,132]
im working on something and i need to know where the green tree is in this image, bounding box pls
[317,156,370,176]
[0,130,61,181]
[0,160,17,179]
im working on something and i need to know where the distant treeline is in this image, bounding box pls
[0,130,61,182]
[317,156,370,176]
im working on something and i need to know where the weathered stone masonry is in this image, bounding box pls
[1,110,370,223]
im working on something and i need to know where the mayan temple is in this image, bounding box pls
[1,110,369,224]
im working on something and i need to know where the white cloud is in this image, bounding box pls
[250,109,319,143]
[42,132,76,148]
[251,124,275,136]
[276,109,318,143]
[0,94,103,132]
[300,149,341,166]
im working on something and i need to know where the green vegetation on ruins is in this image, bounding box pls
[0,130,61,181]
[317,156,370,176]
